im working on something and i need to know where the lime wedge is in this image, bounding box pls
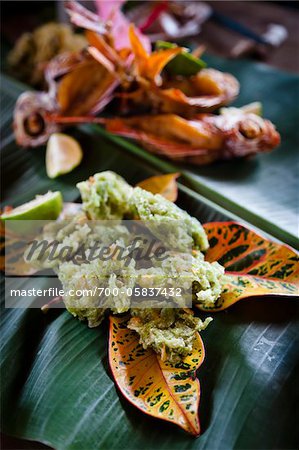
[1,191,63,221]
[46,133,83,179]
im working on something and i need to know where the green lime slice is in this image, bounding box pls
[46,133,83,179]
[156,40,206,76]
[1,191,63,221]
[241,102,263,116]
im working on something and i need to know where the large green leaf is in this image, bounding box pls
[1,74,298,449]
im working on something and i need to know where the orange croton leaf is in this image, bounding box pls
[109,315,205,436]
[197,221,299,311]
[136,173,180,202]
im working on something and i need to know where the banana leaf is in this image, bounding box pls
[1,74,298,450]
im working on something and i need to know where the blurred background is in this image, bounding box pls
[1,0,299,85]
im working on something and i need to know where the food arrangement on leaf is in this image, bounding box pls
[1,171,298,435]
[13,0,280,166]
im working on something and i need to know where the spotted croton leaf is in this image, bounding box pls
[198,221,299,311]
[136,173,180,201]
[0,223,37,276]
[109,315,204,436]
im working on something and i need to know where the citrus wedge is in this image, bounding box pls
[46,133,83,179]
